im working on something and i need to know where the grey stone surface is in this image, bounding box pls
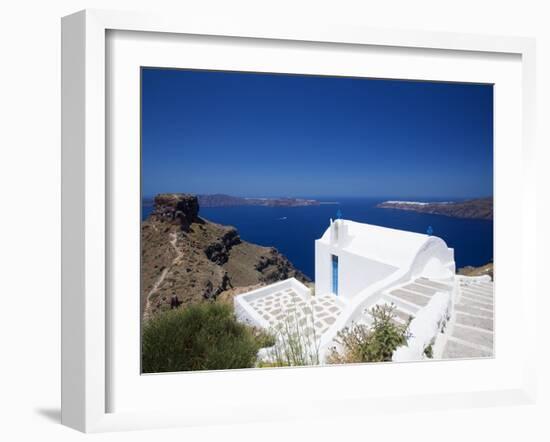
[469,283,493,291]
[417,278,453,290]
[478,285,494,293]
[437,277,495,359]
[459,296,493,311]
[452,324,493,349]
[455,303,493,318]
[405,283,437,295]
[390,289,431,306]
[461,292,493,304]
[463,285,493,295]
[442,339,492,359]
[456,313,494,331]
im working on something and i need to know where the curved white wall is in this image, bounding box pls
[409,236,455,280]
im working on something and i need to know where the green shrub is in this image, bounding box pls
[327,304,411,364]
[253,327,277,348]
[142,302,261,373]
[423,343,434,359]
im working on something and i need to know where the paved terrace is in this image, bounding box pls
[246,288,344,336]
[434,277,494,359]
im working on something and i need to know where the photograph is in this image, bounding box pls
[140,67,494,373]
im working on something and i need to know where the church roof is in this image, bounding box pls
[318,219,434,268]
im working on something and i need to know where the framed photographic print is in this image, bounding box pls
[61,9,538,432]
[139,68,495,371]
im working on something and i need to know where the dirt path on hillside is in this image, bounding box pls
[143,232,183,320]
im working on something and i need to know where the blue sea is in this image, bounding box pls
[142,197,493,280]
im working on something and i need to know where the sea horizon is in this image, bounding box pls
[142,194,493,202]
[141,195,493,279]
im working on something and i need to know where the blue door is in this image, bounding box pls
[331,255,339,295]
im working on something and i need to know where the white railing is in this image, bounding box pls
[392,290,452,362]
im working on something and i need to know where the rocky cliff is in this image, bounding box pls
[458,262,494,280]
[377,197,493,220]
[141,194,310,319]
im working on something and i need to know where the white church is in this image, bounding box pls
[234,217,494,362]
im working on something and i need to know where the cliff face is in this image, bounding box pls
[458,262,494,280]
[141,194,310,319]
[150,193,200,230]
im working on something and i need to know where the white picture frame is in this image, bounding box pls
[61,9,537,433]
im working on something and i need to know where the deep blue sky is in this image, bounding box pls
[142,68,493,199]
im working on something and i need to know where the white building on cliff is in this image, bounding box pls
[315,218,455,300]
[234,217,494,362]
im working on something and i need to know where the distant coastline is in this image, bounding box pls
[376,197,493,220]
[144,194,324,208]
[200,194,322,207]
[142,195,493,276]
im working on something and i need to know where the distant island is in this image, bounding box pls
[197,194,320,208]
[142,194,322,210]
[376,197,493,220]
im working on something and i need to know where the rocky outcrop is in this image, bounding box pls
[141,194,310,319]
[254,249,304,283]
[150,193,200,230]
[204,228,241,265]
[458,262,494,280]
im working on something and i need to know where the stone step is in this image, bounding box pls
[461,281,493,291]
[461,290,491,298]
[388,289,431,307]
[368,299,415,323]
[455,303,493,318]
[384,298,417,318]
[383,293,421,314]
[403,283,437,296]
[455,313,494,331]
[458,293,493,309]
[358,298,410,325]
[451,324,494,350]
[461,288,493,301]
[461,283,493,294]
[416,278,453,291]
[473,282,493,289]
[463,286,494,297]
[459,295,494,310]
[442,338,493,359]
[460,296,493,309]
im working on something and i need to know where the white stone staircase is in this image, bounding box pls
[360,276,454,327]
[433,276,494,359]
